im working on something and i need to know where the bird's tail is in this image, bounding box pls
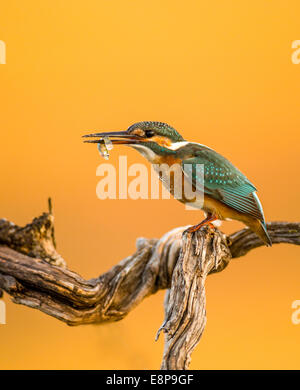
[250,219,272,247]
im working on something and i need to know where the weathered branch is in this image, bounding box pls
[0,203,299,369]
[157,228,231,370]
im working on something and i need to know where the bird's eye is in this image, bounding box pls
[145,130,155,138]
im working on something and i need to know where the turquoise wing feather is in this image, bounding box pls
[180,144,265,222]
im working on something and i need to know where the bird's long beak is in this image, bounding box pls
[82,131,142,145]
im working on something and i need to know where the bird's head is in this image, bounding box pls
[83,121,185,161]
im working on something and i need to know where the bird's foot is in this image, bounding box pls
[184,224,204,234]
[183,217,217,235]
[207,222,217,229]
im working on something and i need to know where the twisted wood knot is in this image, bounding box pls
[0,212,65,268]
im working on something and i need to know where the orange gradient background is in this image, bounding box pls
[0,0,300,369]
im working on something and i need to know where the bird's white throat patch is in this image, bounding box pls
[132,141,211,162]
[132,141,189,161]
[167,141,189,150]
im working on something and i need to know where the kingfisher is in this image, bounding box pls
[83,121,272,246]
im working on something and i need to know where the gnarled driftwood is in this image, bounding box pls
[0,200,299,369]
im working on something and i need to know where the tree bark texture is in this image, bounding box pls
[0,202,299,369]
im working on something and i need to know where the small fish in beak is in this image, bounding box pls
[97,137,114,160]
[83,129,144,159]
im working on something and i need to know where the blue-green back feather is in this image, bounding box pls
[179,144,265,222]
